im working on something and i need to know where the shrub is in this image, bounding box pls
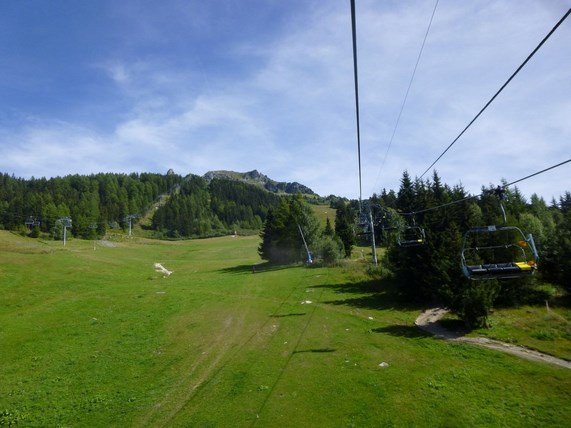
[29,225,40,238]
[318,235,344,265]
[456,282,500,329]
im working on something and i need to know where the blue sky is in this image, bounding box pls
[1,0,569,201]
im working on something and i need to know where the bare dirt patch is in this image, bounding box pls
[97,240,116,248]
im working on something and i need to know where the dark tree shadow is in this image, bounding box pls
[438,318,467,334]
[293,348,337,354]
[550,293,571,309]
[269,313,307,318]
[219,262,297,275]
[311,278,423,312]
[371,325,432,338]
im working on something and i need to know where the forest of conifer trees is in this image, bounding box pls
[0,172,182,238]
[372,171,571,327]
[151,176,280,237]
[0,172,281,239]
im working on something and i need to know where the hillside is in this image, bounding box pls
[152,175,281,238]
[203,169,316,195]
[1,230,569,426]
[0,170,323,240]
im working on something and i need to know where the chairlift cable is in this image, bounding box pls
[503,158,571,188]
[350,0,363,213]
[404,194,480,216]
[401,158,571,216]
[418,8,571,179]
[371,0,439,193]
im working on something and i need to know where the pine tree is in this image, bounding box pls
[258,195,320,264]
[396,171,415,214]
[323,217,334,237]
[334,202,355,258]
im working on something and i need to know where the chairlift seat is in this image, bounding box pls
[465,261,535,278]
[514,261,534,271]
[398,225,426,248]
[461,224,539,280]
[399,238,424,247]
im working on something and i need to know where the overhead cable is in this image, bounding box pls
[350,0,363,212]
[504,158,571,188]
[418,7,571,179]
[405,193,479,216]
[372,0,439,193]
[402,158,571,216]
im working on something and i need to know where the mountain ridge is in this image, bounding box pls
[202,169,316,196]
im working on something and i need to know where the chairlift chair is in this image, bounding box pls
[358,211,370,233]
[461,225,538,280]
[397,226,426,248]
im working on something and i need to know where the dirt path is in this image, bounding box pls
[415,308,571,370]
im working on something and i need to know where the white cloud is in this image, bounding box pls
[0,122,112,177]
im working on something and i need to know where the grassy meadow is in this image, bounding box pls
[1,230,570,426]
[311,204,336,227]
[466,303,571,360]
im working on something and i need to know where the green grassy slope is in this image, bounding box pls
[0,231,569,426]
[311,204,336,228]
[466,304,571,360]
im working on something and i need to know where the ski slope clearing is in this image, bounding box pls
[0,231,569,426]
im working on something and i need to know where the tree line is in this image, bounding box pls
[151,176,281,237]
[0,173,283,239]
[376,171,571,327]
[258,194,353,265]
[256,170,570,328]
[0,172,182,238]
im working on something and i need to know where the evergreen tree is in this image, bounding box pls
[323,217,334,237]
[396,171,415,213]
[258,195,320,264]
[560,191,571,213]
[334,201,356,258]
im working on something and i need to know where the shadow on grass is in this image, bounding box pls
[550,292,571,309]
[371,325,432,338]
[219,262,297,275]
[293,348,336,354]
[311,278,422,312]
[269,313,307,318]
[439,318,467,333]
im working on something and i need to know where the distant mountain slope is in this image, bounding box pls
[202,170,316,195]
[152,174,281,238]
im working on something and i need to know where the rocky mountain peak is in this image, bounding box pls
[202,169,315,196]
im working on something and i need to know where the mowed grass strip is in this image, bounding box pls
[0,231,570,426]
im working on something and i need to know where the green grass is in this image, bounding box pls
[311,204,336,228]
[465,304,571,360]
[1,231,569,426]
[439,286,571,361]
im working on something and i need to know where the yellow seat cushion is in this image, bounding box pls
[514,262,533,271]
